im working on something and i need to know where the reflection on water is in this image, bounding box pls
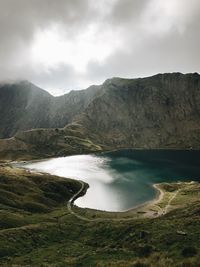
[23,150,200,212]
[24,155,126,211]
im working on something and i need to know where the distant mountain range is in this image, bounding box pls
[0,72,200,160]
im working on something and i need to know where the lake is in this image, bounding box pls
[20,150,200,212]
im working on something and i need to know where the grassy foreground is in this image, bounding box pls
[0,166,200,267]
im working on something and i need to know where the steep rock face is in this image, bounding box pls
[0,81,100,138]
[77,73,200,149]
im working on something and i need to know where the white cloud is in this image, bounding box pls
[31,23,122,74]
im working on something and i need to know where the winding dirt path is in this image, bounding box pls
[162,189,180,215]
[67,181,92,222]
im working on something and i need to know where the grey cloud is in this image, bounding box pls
[0,0,93,55]
[0,0,200,94]
[86,0,200,81]
[30,64,82,95]
[87,15,200,81]
[108,0,147,25]
[0,0,99,84]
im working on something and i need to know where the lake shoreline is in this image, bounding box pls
[117,183,165,216]
[11,149,200,215]
[14,158,166,215]
[7,160,196,220]
[72,182,168,219]
[7,161,166,217]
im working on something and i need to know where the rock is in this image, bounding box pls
[177,230,187,235]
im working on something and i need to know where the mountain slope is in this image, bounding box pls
[1,72,200,160]
[76,72,200,149]
[0,81,100,138]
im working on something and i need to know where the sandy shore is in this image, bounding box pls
[101,183,167,218]
[129,183,164,211]
[152,184,164,204]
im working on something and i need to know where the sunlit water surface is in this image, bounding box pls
[20,150,200,211]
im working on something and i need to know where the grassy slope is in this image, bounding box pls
[0,124,103,161]
[0,167,200,267]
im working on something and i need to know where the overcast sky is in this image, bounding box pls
[0,0,200,95]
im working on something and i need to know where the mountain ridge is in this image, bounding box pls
[0,81,101,138]
[74,72,200,148]
[1,72,200,160]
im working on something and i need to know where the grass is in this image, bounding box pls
[0,166,200,266]
[0,125,103,161]
[0,166,83,229]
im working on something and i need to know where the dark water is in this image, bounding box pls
[22,150,200,212]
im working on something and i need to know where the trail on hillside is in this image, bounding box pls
[162,189,180,215]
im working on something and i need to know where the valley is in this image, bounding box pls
[1,73,200,161]
[1,73,200,266]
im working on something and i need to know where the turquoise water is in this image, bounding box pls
[22,150,200,212]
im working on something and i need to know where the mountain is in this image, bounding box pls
[0,81,100,138]
[76,72,200,149]
[1,74,200,266]
[1,72,200,160]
